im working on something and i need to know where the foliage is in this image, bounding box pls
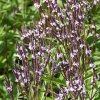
[0,0,36,99]
[0,0,100,100]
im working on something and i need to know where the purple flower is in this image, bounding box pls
[55,93,63,100]
[63,87,69,94]
[91,25,97,29]
[73,62,79,67]
[70,87,76,92]
[7,86,13,92]
[85,49,91,54]
[34,2,41,9]
[66,80,70,86]
[62,60,69,65]
[57,53,63,59]
[90,63,96,68]
[5,80,13,92]
[80,44,86,48]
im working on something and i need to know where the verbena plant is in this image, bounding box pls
[5,0,100,100]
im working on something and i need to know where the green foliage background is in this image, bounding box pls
[0,0,37,99]
[0,0,100,100]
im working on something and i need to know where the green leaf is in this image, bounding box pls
[46,97,52,100]
[94,61,100,65]
[39,84,45,100]
[42,76,66,86]
[0,75,5,80]
[0,41,5,53]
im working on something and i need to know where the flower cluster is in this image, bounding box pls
[4,79,14,100]
[5,0,100,100]
[5,80,13,92]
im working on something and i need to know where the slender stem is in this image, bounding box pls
[5,37,9,79]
